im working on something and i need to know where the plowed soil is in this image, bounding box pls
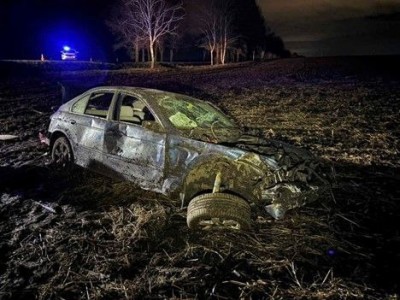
[1,57,399,299]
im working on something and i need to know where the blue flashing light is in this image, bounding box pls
[63,46,71,51]
[327,248,336,257]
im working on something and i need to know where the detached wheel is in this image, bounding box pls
[51,136,73,167]
[187,193,251,230]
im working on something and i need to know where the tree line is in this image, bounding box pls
[107,0,290,68]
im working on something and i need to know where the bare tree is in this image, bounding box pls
[110,0,184,68]
[167,33,180,63]
[165,21,184,63]
[156,38,165,62]
[201,7,218,65]
[107,8,145,63]
[217,0,236,65]
[233,39,247,62]
[199,0,236,66]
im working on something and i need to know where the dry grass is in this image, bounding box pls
[1,57,399,299]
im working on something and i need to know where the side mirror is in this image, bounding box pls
[142,121,165,133]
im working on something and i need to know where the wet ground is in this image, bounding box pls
[0,57,399,299]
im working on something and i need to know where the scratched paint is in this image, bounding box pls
[48,87,330,219]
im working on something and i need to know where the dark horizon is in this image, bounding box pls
[1,0,400,61]
[259,0,400,57]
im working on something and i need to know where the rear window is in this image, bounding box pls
[71,94,90,114]
[84,93,114,118]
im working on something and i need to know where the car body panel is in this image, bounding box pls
[48,86,330,219]
[103,121,166,189]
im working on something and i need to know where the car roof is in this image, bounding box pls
[85,86,205,105]
[87,86,168,95]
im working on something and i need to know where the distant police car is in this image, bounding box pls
[61,46,78,60]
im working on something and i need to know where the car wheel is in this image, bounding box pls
[51,136,73,167]
[187,193,251,230]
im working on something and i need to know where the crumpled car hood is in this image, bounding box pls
[215,133,330,219]
[187,128,314,166]
[233,134,314,166]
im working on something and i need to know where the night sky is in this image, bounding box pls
[259,0,400,56]
[0,0,113,60]
[1,0,400,60]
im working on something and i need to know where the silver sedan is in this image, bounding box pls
[48,86,330,230]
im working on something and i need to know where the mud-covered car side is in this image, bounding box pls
[48,86,330,230]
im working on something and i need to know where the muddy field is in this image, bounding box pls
[0,57,399,299]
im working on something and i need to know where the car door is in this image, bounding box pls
[69,90,116,168]
[103,93,166,190]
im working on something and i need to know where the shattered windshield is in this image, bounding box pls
[156,94,237,130]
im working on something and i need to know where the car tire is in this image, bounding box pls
[51,136,73,167]
[187,193,251,230]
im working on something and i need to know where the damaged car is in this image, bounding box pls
[48,86,330,230]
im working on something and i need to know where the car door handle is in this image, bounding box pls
[70,120,76,125]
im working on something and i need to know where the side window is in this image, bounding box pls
[84,92,114,118]
[118,94,155,124]
[71,94,90,114]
